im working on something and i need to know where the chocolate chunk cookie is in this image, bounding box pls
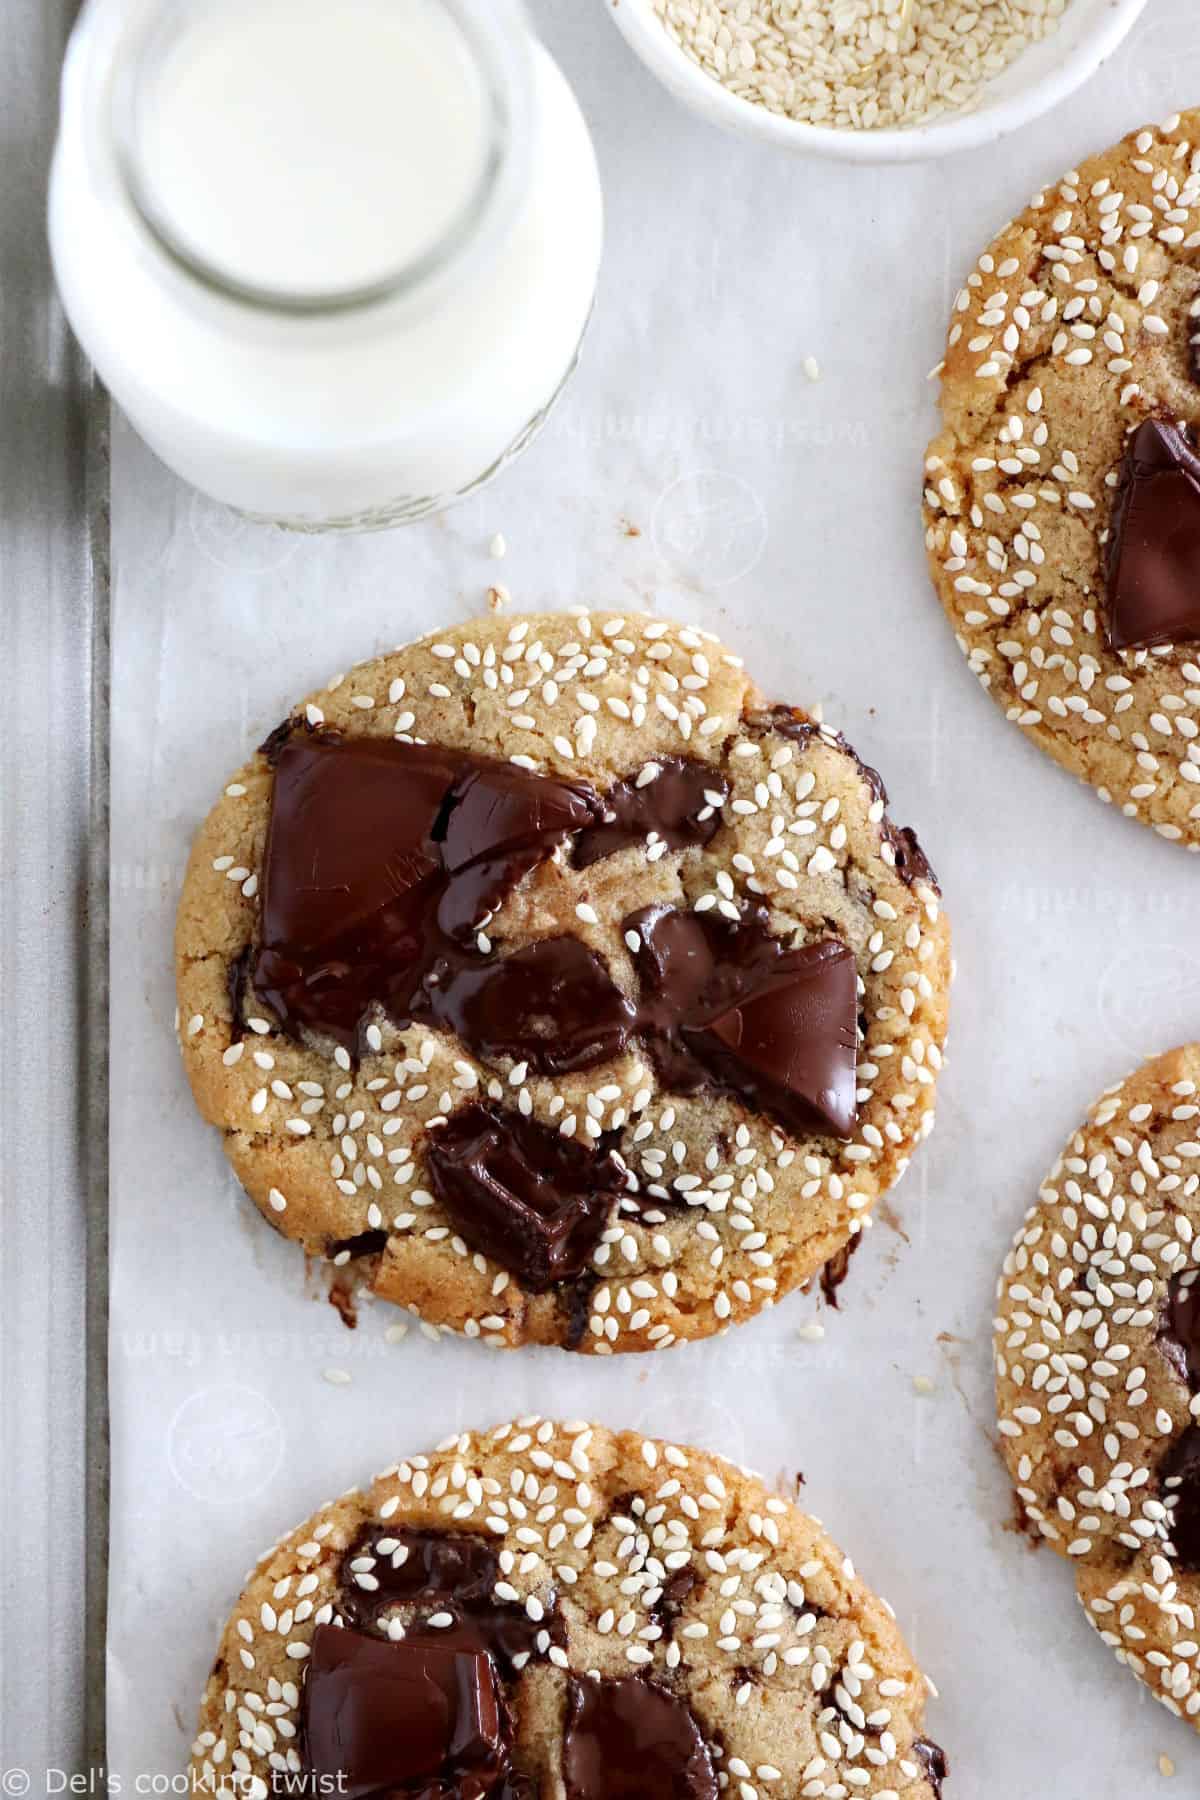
[188,1418,949,1797]
[995,1044,1200,1729]
[176,611,950,1350]
[924,111,1200,850]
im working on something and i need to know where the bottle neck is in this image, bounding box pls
[92,0,533,317]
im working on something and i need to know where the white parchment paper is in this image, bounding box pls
[107,1,1200,1788]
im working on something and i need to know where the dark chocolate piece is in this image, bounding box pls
[704,951,857,1133]
[630,905,859,1139]
[574,758,728,868]
[1105,418,1200,651]
[252,735,623,1061]
[911,1737,949,1797]
[258,735,458,957]
[302,1622,506,1800]
[436,763,597,939]
[430,936,636,1076]
[1163,1427,1200,1570]
[562,1676,717,1800]
[425,1103,627,1291]
[339,1526,553,1676]
[1158,1272,1200,1388]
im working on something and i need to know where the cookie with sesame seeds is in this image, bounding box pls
[175,609,949,1351]
[924,110,1200,850]
[994,1043,1200,1730]
[188,1417,950,1798]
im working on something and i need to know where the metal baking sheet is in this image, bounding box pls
[94,0,1200,1792]
[0,0,110,1783]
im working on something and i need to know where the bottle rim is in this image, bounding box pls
[101,0,533,318]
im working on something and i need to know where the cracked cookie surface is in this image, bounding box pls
[924,110,1200,850]
[995,1044,1200,1729]
[189,1418,948,1798]
[175,610,949,1351]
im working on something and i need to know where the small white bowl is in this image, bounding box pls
[607,0,1150,163]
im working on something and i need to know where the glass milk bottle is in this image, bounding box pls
[49,0,603,528]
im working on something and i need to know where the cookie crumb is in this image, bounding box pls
[913,1375,935,1396]
[1158,1755,1175,1778]
[487,584,509,613]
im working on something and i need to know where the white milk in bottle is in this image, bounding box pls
[49,0,603,526]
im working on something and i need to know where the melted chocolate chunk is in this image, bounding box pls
[652,1566,697,1633]
[562,1677,717,1800]
[226,946,253,1042]
[429,936,636,1076]
[1158,1272,1200,1388]
[425,1103,628,1291]
[342,1527,500,1618]
[574,759,728,868]
[256,733,461,970]
[252,734,624,1061]
[888,824,935,888]
[302,1623,506,1800]
[330,1229,389,1260]
[258,716,301,764]
[911,1737,949,1797]
[760,705,818,748]
[1163,1427,1200,1570]
[436,766,597,939]
[1105,418,1200,651]
[563,1272,601,1348]
[630,905,859,1139]
[819,1233,862,1308]
[339,1527,553,1676]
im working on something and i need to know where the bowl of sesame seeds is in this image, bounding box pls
[608,0,1151,162]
